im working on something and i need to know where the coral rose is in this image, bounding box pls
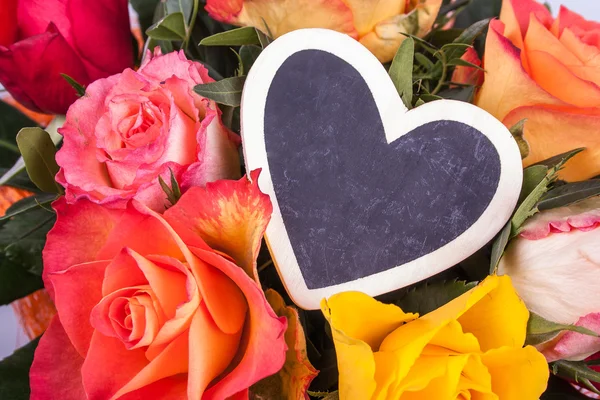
[30,172,287,399]
[499,196,600,363]
[475,0,600,181]
[205,0,443,62]
[322,275,549,400]
[0,0,134,114]
[56,49,241,212]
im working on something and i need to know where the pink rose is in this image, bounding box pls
[0,0,134,114]
[498,196,600,362]
[56,49,241,211]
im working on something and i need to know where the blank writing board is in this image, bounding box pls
[241,29,523,310]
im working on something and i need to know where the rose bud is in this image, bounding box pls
[499,195,600,362]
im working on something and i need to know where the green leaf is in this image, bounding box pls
[0,102,37,169]
[389,37,415,109]
[60,73,85,97]
[415,53,434,70]
[240,45,261,73]
[0,167,38,192]
[454,0,500,29]
[551,360,600,395]
[199,26,260,46]
[526,312,598,346]
[0,337,40,400]
[194,76,246,107]
[396,280,477,315]
[16,128,61,194]
[0,193,56,222]
[445,18,491,60]
[511,150,583,236]
[509,119,529,159]
[532,148,585,169]
[539,180,600,211]
[308,391,340,400]
[446,58,484,70]
[489,221,511,274]
[0,206,55,278]
[158,168,182,206]
[511,166,554,236]
[146,12,186,41]
[437,86,476,102]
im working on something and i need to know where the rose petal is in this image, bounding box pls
[30,316,86,400]
[49,260,109,356]
[498,212,600,325]
[140,50,211,86]
[481,346,549,400]
[502,105,600,181]
[264,289,318,399]
[67,0,133,79]
[560,28,600,67]
[500,0,553,50]
[205,0,357,39]
[193,248,287,400]
[475,20,563,121]
[342,0,406,36]
[187,302,243,398]
[56,75,120,200]
[542,313,600,363]
[165,171,272,281]
[17,0,72,41]
[450,47,483,86]
[116,375,187,400]
[553,5,600,38]
[0,25,88,114]
[526,49,600,108]
[0,0,18,46]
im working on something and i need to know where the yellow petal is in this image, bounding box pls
[457,275,529,352]
[481,346,549,400]
[325,292,417,350]
[322,296,378,400]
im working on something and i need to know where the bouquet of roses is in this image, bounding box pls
[1,0,600,399]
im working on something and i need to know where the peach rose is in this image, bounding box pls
[56,49,241,211]
[475,0,600,181]
[30,172,287,399]
[205,0,443,62]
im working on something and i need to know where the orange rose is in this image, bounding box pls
[30,172,287,399]
[475,0,600,181]
[205,0,443,62]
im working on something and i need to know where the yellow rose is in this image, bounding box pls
[321,275,549,399]
[205,0,443,62]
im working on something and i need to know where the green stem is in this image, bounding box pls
[431,51,448,96]
[182,0,200,50]
[0,139,20,154]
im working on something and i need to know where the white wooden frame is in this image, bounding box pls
[241,28,523,310]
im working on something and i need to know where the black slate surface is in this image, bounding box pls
[264,49,501,289]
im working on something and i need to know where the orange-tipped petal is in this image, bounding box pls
[503,105,600,181]
[500,0,553,50]
[343,0,405,36]
[164,170,272,281]
[30,316,86,400]
[187,303,243,399]
[192,248,287,400]
[475,20,564,121]
[262,289,318,400]
[526,49,600,108]
[553,5,600,38]
[205,0,357,39]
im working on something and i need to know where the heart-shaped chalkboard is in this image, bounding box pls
[241,29,522,310]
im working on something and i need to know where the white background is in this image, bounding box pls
[1,0,600,360]
[546,0,600,20]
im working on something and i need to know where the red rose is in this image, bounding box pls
[30,172,288,399]
[0,0,134,114]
